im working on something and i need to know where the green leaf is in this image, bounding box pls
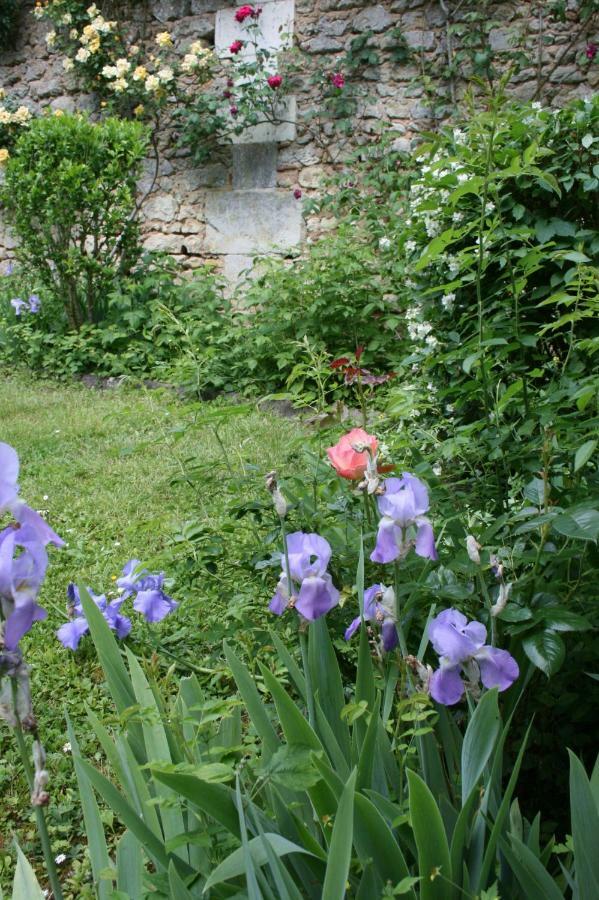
[168,861,194,899]
[322,769,357,900]
[569,750,599,900]
[581,133,594,149]
[117,831,144,898]
[125,649,186,857]
[259,745,323,790]
[536,608,591,633]
[78,586,135,713]
[151,771,240,838]
[502,836,564,900]
[203,833,316,892]
[224,643,280,759]
[66,713,112,900]
[354,794,414,894]
[522,630,565,676]
[461,689,500,805]
[574,440,597,472]
[407,769,453,900]
[309,618,351,761]
[552,508,599,542]
[79,759,174,873]
[11,843,45,900]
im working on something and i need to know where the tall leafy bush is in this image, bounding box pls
[0,113,148,329]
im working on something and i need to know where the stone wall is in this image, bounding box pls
[1,0,597,279]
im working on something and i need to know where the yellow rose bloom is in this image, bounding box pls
[0,149,9,165]
[132,65,148,82]
[156,31,173,48]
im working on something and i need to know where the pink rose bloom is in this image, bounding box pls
[586,42,598,60]
[327,428,378,480]
[331,72,345,88]
[293,188,302,199]
[267,74,283,89]
[230,39,244,54]
[230,105,239,116]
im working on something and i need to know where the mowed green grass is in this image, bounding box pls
[0,374,303,895]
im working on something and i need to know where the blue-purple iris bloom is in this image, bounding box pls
[371,474,437,565]
[57,583,132,650]
[10,295,40,316]
[269,531,339,621]
[117,560,178,622]
[57,561,178,651]
[0,524,49,651]
[1,442,63,651]
[344,583,399,652]
[428,608,519,705]
[0,442,64,548]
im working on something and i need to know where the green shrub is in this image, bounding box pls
[0,255,240,391]
[0,113,149,330]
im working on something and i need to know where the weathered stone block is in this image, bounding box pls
[171,15,215,41]
[403,29,435,50]
[231,96,296,144]
[215,0,294,59]
[232,143,278,189]
[143,194,179,221]
[152,0,191,22]
[354,5,394,32]
[191,0,230,11]
[205,189,302,253]
[303,34,343,53]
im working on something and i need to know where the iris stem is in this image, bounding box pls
[477,572,495,646]
[11,685,63,900]
[393,561,408,657]
[299,628,316,729]
[278,519,315,729]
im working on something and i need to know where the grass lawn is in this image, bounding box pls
[0,373,304,896]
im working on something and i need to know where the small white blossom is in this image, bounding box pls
[55,854,67,866]
[405,239,417,254]
[441,292,455,311]
[62,742,72,753]
[378,236,391,251]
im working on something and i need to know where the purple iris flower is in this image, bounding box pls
[57,584,131,649]
[0,524,48,651]
[370,474,437,565]
[269,531,339,621]
[10,297,27,316]
[344,583,398,652]
[103,597,132,638]
[0,442,64,547]
[116,558,145,598]
[428,608,519,705]
[6,262,13,275]
[118,560,178,623]
[28,295,41,313]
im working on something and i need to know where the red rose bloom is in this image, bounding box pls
[267,74,283,89]
[293,188,302,199]
[230,39,244,54]
[586,42,598,60]
[230,105,239,116]
[235,5,255,22]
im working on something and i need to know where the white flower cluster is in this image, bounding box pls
[181,41,214,74]
[0,103,32,126]
[405,305,439,352]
